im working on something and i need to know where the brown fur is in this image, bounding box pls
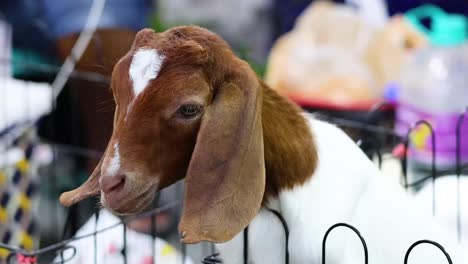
[59,26,317,243]
[261,81,318,203]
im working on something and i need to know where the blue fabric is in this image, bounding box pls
[40,0,153,38]
[0,0,153,55]
[271,0,313,41]
[0,0,54,54]
[387,0,468,16]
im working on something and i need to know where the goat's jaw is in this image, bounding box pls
[100,179,159,215]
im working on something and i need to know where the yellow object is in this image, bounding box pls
[19,232,34,250]
[161,244,175,256]
[0,207,8,223]
[17,194,31,211]
[16,159,30,174]
[0,248,10,259]
[0,171,6,185]
[411,125,431,149]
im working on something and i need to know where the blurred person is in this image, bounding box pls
[55,183,187,264]
[55,208,193,264]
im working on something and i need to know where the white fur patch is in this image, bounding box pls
[129,49,165,97]
[216,115,468,263]
[106,142,121,177]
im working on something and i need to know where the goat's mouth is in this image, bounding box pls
[101,181,158,215]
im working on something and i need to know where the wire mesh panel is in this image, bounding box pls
[0,84,466,263]
[0,78,467,263]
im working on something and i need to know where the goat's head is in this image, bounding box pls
[59,26,265,243]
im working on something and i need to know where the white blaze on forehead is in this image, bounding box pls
[106,142,121,177]
[129,48,165,97]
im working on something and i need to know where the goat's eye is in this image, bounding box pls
[178,104,202,118]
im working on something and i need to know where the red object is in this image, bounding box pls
[141,256,153,264]
[16,254,37,264]
[286,93,389,112]
[108,243,118,254]
[392,143,408,159]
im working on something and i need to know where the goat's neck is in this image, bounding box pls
[260,81,318,204]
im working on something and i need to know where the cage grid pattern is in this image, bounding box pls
[0,59,467,264]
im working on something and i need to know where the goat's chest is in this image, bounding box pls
[215,119,374,264]
[216,202,329,264]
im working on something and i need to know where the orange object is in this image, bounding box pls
[265,1,427,111]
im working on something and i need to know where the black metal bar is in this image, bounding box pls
[59,205,75,263]
[402,120,437,216]
[201,252,222,264]
[201,241,222,263]
[50,64,60,262]
[5,245,77,264]
[456,107,467,243]
[0,200,182,259]
[243,226,249,264]
[0,57,111,84]
[268,209,290,264]
[122,223,128,264]
[363,102,391,167]
[356,139,383,169]
[52,245,78,264]
[403,240,452,264]
[94,210,100,264]
[375,143,383,169]
[210,243,216,257]
[46,143,103,159]
[151,216,156,264]
[313,113,400,138]
[151,194,159,264]
[202,210,291,264]
[403,120,436,187]
[181,240,187,264]
[322,223,368,264]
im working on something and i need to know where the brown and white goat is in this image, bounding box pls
[60,26,466,263]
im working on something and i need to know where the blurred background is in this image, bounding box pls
[0,0,467,263]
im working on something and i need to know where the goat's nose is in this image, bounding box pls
[100,174,125,194]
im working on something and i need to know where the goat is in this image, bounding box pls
[59,26,467,263]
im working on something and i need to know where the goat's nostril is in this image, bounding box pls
[101,174,125,194]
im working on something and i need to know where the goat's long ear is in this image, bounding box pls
[179,78,265,244]
[59,104,120,207]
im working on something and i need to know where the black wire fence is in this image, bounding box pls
[0,59,467,264]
